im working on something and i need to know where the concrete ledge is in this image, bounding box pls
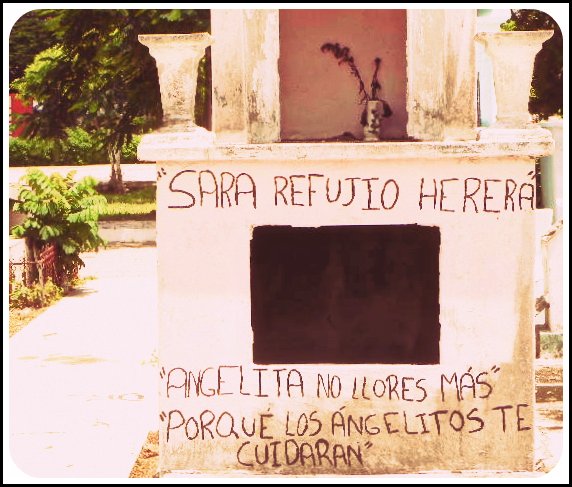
[99,220,156,244]
[139,138,554,162]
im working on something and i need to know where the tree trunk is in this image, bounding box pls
[107,146,126,193]
[24,237,39,287]
[32,244,45,289]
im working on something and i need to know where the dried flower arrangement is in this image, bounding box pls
[321,42,392,133]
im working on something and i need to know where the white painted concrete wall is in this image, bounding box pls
[149,144,538,475]
[140,8,554,475]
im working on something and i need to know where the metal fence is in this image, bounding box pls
[9,242,59,289]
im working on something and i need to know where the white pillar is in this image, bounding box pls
[243,9,280,143]
[443,10,478,140]
[407,10,477,141]
[211,10,248,143]
[406,10,446,140]
[211,9,280,144]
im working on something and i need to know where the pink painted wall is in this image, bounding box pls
[279,9,407,141]
[9,93,33,137]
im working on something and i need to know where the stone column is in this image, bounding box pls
[211,10,248,143]
[475,31,554,140]
[443,10,478,140]
[243,9,281,143]
[406,10,446,141]
[138,33,214,144]
[407,10,477,141]
[211,9,280,144]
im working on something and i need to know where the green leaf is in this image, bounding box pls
[61,243,77,254]
[11,225,25,238]
[39,225,55,240]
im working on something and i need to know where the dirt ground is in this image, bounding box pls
[9,307,47,337]
[129,431,159,478]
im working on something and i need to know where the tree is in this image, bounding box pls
[501,9,563,119]
[11,169,107,287]
[11,9,210,192]
[9,10,55,83]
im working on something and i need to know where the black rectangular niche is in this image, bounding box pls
[250,225,440,365]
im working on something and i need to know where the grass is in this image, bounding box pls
[99,184,156,221]
[539,333,563,359]
[11,180,156,222]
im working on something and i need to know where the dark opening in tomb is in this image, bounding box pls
[250,225,440,364]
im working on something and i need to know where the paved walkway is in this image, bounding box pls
[9,246,157,478]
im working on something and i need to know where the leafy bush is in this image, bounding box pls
[11,169,107,286]
[10,130,145,166]
[10,278,63,309]
[62,127,106,165]
[121,134,142,163]
[9,136,58,166]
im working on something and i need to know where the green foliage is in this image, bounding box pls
[9,136,59,166]
[63,127,106,165]
[11,9,210,191]
[120,134,142,163]
[499,20,517,31]
[66,130,146,164]
[9,10,56,83]
[11,9,210,150]
[103,185,156,206]
[11,45,77,139]
[100,185,156,219]
[540,333,563,359]
[10,278,63,309]
[502,9,563,118]
[11,169,107,282]
[9,130,141,166]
